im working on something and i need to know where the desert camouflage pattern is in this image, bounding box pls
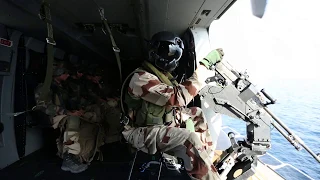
[123,125,220,180]
[57,93,120,163]
[128,70,203,107]
[34,83,68,117]
[176,107,215,159]
[100,98,122,143]
[34,81,114,163]
[56,102,111,163]
[34,60,126,173]
[123,66,221,179]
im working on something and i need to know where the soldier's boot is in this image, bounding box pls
[61,116,87,173]
[61,153,88,173]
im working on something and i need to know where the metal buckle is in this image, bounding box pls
[46,38,56,46]
[38,13,45,21]
[120,113,129,125]
[113,46,120,52]
[98,7,105,20]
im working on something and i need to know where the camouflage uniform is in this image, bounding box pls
[62,69,121,161]
[64,77,87,110]
[34,67,89,173]
[34,81,68,120]
[35,81,82,154]
[83,75,103,104]
[101,97,122,144]
[122,63,221,180]
[59,69,107,162]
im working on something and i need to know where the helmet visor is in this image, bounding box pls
[156,41,183,61]
[154,41,183,72]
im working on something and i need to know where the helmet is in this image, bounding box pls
[148,31,184,72]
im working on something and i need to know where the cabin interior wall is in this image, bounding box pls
[190,0,237,27]
[144,0,205,38]
[0,28,22,169]
[0,28,45,169]
[0,0,110,61]
[0,0,236,64]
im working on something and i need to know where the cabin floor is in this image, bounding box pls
[0,136,190,180]
[0,142,133,180]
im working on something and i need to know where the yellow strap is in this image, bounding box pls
[142,61,178,86]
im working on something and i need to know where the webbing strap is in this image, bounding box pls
[0,100,45,117]
[38,0,55,101]
[98,7,122,84]
[120,68,145,114]
[0,106,37,117]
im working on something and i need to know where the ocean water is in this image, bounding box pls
[220,79,320,179]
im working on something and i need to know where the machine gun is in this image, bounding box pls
[199,60,320,179]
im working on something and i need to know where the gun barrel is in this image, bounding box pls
[272,123,301,150]
[264,107,293,135]
[265,107,320,163]
[301,141,320,163]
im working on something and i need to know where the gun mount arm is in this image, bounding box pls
[199,59,320,165]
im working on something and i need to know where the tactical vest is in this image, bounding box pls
[123,61,178,127]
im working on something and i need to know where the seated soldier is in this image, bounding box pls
[121,31,224,180]
[61,64,122,167]
[57,65,109,171]
[34,67,88,173]
[82,67,123,144]
[35,64,122,174]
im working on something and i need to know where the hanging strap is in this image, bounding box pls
[38,0,56,101]
[97,7,122,84]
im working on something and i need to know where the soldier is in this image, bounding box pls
[58,65,110,171]
[34,67,88,173]
[121,31,224,180]
[35,67,83,117]
[63,65,122,162]
[81,67,123,144]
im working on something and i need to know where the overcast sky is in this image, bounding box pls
[209,0,320,84]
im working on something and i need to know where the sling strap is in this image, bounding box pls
[38,0,56,101]
[97,7,122,84]
[120,68,145,125]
